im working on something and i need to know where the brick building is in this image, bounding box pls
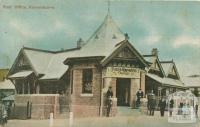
[7,12,186,119]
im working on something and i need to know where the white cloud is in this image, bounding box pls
[143,35,162,45]
[53,19,78,37]
[9,20,44,39]
[173,35,200,48]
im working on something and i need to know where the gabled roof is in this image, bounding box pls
[23,48,55,74]
[143,55,156,64]
[160,60,180,79]
[143,55,165,77]
[101,40,148,67]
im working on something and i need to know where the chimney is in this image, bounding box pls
[152,48,158,56]
[77,38,84,48]
[124,33,129,40]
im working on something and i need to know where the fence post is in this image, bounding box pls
[49,112,53,127]
[69,112,73,127]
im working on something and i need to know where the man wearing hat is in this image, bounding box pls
[136,88,144,107]
[106,86,113,117]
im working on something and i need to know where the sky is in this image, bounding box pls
[0,0,200,80]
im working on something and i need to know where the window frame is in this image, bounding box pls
[82,68,93,94]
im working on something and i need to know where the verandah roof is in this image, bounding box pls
[8,71,33,79]
[146,73,185,88]
[0,80,15,89]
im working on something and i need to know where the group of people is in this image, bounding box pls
[106,87,167,117]
[169,98,199,118]
[106,87,199,118]
[138,90,167,117]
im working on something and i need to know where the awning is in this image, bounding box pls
[8,71,33,79]
[162,78,185,87]
[146,73,185,88]
[0,80,15,89]
[146,73,163,83]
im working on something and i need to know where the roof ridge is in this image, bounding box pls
[23,47,56,53]
[143,55,155,57]
[160,60,173,63]
[23,46,80,54]
[55,47,80,53]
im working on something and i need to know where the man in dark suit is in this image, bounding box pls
[159,97,166,117]
[149,95,156,116]
[106,86,113,117]
[136,88,144,108]
[148,90,156,116]
[169,98,174,117]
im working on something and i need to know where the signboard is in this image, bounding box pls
[103,67,140,78]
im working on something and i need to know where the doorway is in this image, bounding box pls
[116,78,131,106]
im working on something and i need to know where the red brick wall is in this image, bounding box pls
[71,63,102,117]
[13,94,63,119]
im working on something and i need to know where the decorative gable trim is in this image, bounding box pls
[7,48,38,77]
[160,61,180,80]
[170,63,180,79]
[146,56,166,78]
[156,57,166,77]
[101,40,148,67]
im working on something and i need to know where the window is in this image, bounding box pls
[82,69,93,93]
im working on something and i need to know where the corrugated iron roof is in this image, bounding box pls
[0,80,15,89]
[8,71,33,78]
[183,75,200,87]
[147,73,185,87]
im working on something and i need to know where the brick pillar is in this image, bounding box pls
[22,82,25,94]
[103,77,116,97]
[36,84,40,94]
[111,78,116,97]
[140,71,146,95]
[130,78,140,108]
[27,82,30,94]
[102,77,117,116]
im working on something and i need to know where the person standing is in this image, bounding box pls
[159,97,166,117]
[195,104,198,118]
[148,90,156,116]
[136,88,144,108]
[169,98,174,117]
[106,86,113,117]
[149,95,156,116]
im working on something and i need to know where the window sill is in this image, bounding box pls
[80,93,93,97]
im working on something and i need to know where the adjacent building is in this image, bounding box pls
[183,75,200,97]
[0,69,15,99]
